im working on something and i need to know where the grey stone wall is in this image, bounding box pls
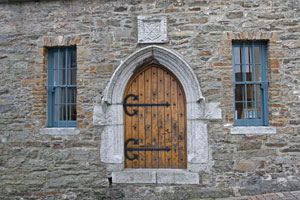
[0,0,299,199]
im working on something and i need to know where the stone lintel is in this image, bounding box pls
[40,128,80,135]
[230,126,276,135]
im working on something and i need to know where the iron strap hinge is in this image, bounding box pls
[124,138,171,161]
[123,94,170,116]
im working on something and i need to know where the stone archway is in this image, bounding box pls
[93,46,218,184]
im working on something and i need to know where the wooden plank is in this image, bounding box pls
[178,84,186,168]
[131,78,139,168]
[124,85,132,168]
[137,71,146,168]
[164,70,172,168]
[144,67,152,168]
[157,67,165,168]
[151,66,159,168]
[170,76,179,168]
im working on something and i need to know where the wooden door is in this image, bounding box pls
[123,64,187,168]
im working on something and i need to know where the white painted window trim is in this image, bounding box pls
[40,127,80,135]
[230,126,276,135]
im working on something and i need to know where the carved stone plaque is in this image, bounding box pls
[138,16,167,43]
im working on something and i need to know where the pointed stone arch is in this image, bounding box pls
[102,45,204,105]
[93,45,216,184]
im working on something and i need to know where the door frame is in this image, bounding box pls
[94,45,213,184]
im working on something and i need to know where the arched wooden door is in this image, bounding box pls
[123,64,187,168]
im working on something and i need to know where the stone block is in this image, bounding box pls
[112,170,156,184]
[93,104,123,126]
[187,119,208,164]
[275,155,300,164]
[235,160,258,172]
[157,169,199,184]
[230,126,276,135]
[137,16,167,43]
[100,125,123,164]
[187,102,222,120]
[40,128,80,135]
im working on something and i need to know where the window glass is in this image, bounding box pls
[48,47,77,127]
[232,42,267,126]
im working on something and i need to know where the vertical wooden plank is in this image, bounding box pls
[144,67,152,168]
[124,85,132,168]
[170,77,179,168]
[138,71,145,168]
[178,84,186,168]
[157,67,165,168]
[131,78,139,168]
[164,70,172,168]
[151,66,159,168]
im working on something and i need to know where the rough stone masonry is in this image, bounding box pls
[0,0,300,199]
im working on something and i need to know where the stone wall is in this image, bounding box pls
[0,0,299,199]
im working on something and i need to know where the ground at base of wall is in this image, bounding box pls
[193,190,300,200]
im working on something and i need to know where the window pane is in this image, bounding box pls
[54,88,60,104]
[244,46,250,65]
[70,69,76,85]
[256,84,261,102]
[246,84,255,101]
[246,66,253,81]
[54,105,60,121]
[54,69,66,85]
[233,47,241,64]
[71,50,76,68]
[245,46,253,81]
[235,65,244,82]
[246,102,255,119]
[256,102,262,119]
[235,84,245,101]
[254,46,260,64]
[235,102,244,119]
[71,104,77,120]
[255,64,261,82]
[67,88,76,103]
[53,51,58,69]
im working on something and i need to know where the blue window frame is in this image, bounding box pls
[48,47,77,127]
[232,41,268,126]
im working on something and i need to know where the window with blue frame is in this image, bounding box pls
[48,47,77,127]
[232,41,268,126]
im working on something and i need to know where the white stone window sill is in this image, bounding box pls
[230,126,276,135]
[112,169,199,184]
[40,128,80,135]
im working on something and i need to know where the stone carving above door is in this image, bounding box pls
[138,16,167,43]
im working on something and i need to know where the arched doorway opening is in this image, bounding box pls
[123,64,187,169]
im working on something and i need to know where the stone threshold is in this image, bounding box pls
[112,169,199,184]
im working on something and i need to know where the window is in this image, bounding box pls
[232,41,268,126]
[48,47,77,127]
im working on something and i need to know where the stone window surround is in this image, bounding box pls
[221,31,279,135]
[37,35,82,136]
[93,45,222,184]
